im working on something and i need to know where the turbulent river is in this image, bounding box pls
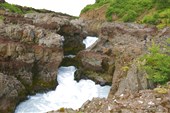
[15,36,111,113]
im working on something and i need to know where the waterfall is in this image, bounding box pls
[15,36,110,113]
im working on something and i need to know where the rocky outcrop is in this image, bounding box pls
[77,21,170,98]
[24,13,86,55]
[0,7,87,112]
[2,12,86,55]
[48,88,170,113]
[0,22,63,112]
[0,73,25,112]
[77,89,170,113]
[75,50,114,85]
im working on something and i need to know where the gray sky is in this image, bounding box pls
[6,0,95,16]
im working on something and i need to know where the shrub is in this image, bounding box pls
[82,0,170,27]
[106,0,153,22]
[142,15,158,25]
[152,0,170,9]
[0,3,23,14]
[122,10,137,22]
[141,40,170,84]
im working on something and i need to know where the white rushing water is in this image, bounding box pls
[15,36,110,113]
[83,36,98,48]
[15,66,110,113]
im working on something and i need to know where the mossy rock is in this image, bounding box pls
[154,87,168,94]
[31,74,57,94]
[60,56,81,68]
[75,69,112,86]
[63,36,85,55]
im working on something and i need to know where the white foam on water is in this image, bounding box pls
[83,36,98,48]
[15,36,110,113]
[15,66,110,113]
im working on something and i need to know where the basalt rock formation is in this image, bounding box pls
[72,19,170,112]
[0,3,86,112]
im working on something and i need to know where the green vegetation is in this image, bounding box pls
[81,0,111,13]
[141,39,170,84]
[81,0,170,27]
[106,0,153,22]
[0,15,4,20]
[0,3,37,14]
[0,3,23,14]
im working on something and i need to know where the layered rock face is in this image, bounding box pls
[76,21,153,90]
[23,13,86,55]
[0,15,63,112]
[0,8,86,112]
[69,20,170,113]
[77,20,170,96]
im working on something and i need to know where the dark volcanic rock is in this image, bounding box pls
[0,73,25,113]
[0,22,64,113]
[0,3,92,111]
[0,7,87,112]
[75,50,114,85]
[24,13,86,55]
[77,21,170,98]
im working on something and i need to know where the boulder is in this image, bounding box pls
[75,49,114,85]
[112,61,154,96]
[0,73,25,113]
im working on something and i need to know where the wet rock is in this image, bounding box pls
[77,51,113,73]
[0,6,88,112]
[0,19,63,112]
[63,35,85,55]
[0,73,25,113]
[75,50,114,85]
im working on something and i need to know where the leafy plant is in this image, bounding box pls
[141,40,170,84]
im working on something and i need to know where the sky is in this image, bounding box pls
[5,0,95,16]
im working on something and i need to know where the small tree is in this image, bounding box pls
[141,40,170,84]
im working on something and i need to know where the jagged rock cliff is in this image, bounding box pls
[72,20,170,112]
[0,2,86,112]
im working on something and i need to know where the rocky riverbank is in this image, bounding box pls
[48,20,170,112]
[0,1,87,112]
[0,0,170,113]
